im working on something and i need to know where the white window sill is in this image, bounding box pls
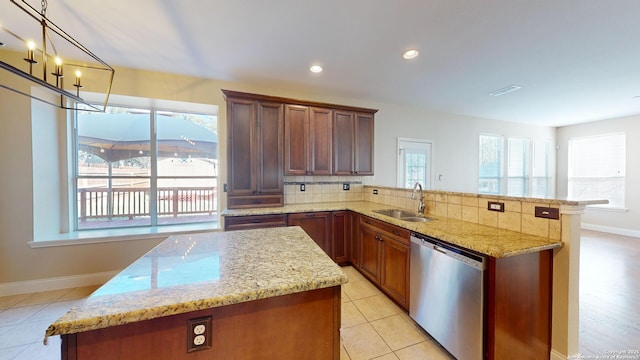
[29,222,221,248]
[585,206,628,213]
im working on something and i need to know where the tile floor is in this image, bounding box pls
[0,267,452,360]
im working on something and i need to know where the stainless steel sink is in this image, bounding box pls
[372,209,431,223]
[372,209,417,219]
[401,216,431,223]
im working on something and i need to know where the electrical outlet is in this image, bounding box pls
[487,201,505,212]
[343,183,350,191]
[300,183,305,192]
[187,316,212,352]
[373,189,378,195]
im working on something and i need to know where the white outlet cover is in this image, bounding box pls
[194,324,206,335]
[193,335,205,346]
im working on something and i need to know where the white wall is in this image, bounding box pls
[557,114,640,236]
[370,102,556,192]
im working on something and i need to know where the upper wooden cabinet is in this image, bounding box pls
[284,106,333,176]
[333,111,374,175]
[224,91,284,209]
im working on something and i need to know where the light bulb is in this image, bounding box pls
[55,57,62,66]
[75,70,82,78]
[27,41,36,50]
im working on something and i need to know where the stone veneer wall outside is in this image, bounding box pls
[363,185,561,240]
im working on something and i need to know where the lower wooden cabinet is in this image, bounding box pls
[331,211,352,264]
[358,215,410,310]
[288,212,332,256]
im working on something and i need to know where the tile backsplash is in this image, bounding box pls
[362,185,561,240]
[284,176,364,204]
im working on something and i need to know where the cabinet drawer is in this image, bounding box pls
[224,214,288,231]
[227,195,284,209]
[360,215,410,244]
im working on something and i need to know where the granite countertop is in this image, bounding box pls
[222,201,564,258]
[45,226,347,341]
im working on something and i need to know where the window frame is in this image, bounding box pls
[73,102,218,231]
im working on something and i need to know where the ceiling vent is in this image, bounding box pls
[489,85,522,97]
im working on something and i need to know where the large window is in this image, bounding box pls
[75,105,218,230]
[568,133,625,209]
[479,134,552,197]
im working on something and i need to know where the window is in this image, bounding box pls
[568,133,625,208]
[397,138,432,189]
[479,134,552,197]
[479,134,504,194]
[75,105,218,230]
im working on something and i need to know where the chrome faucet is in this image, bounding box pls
[411,182,425,215]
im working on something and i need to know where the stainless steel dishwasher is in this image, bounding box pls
[409,232,486,360]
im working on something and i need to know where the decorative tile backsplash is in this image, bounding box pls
[362,185,561,240]
[284,176,364,204]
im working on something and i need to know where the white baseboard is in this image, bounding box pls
[581,223,640,238]
[0,271,118,297]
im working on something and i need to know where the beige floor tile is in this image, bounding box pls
[342,266,368,283]
[0,304,46,326]
[371,315,429,351]
[10,336,60,360]
[57,285,100,301]
[372,353,399,360]
[343,279,381,301]
[341,301,368,328]
[394,340,454,360]
[342,286,351,303]
[340,343,351,360]
[14,289,71,307]
[0,294,30,311]
[1,343,29,359]
[341,323,392,360]
[0,319,52,348]
[353,295,400,322]
[29,299,83,324]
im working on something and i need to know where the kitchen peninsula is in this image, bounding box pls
[45,227,347,360]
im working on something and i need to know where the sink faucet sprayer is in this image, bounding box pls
[411,182,425,215]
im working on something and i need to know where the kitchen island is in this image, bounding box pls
[45,226,347,360]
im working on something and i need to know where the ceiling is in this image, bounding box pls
[2,0,640,127]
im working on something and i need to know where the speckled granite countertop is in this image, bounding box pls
[45,227,347,340]
[222,201,564,258]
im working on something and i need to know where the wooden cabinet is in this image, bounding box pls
[284,105,333,176]
[331,211,351,264]
[333,111,374,175]
[224,214,288,231]
[224,90,284,209]
[358,215,410,309]
[288,212,332,255]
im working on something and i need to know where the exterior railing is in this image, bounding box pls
[78,186,217,222]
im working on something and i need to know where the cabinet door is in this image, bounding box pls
[359,224,381,283]
[227,99,256,196]
[309,107,333,175]
[333,111,355,175]
[355,113,374,175]
[284,105,309,175]
[288,212,332,256]
[381,236,410,309]
[331,211,351,264]
[256,102,284,194]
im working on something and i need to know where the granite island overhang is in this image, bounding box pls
[46,226,348,359]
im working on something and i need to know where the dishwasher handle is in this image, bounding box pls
[411,232,486,271]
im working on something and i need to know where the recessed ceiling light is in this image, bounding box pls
[489,85,522,97]
[402,49,419,60]
[310,65,323,73]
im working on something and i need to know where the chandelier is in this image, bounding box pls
[0,0,114,111]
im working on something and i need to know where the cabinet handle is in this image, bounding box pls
[393,230,400,236]
[305,213,316,217]
[365,220,371,224]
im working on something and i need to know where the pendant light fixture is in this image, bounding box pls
[0,0,114,111]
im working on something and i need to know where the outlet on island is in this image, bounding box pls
[343,183,350,191]
[187,316,212,352]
